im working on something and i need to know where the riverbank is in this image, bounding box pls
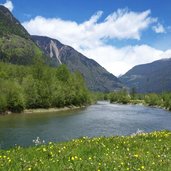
[109,91,171,112]
[0,130,170,171]
[0,105,87,116]
[24,105,86,114]
[111,99,171,112]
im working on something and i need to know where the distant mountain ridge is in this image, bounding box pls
[32,35,124,92]
[120,58,171,93]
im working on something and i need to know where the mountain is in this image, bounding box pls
[0,5,44,65]
[0,5,123,92]
[120,58,171,93]
[32,35,123,92]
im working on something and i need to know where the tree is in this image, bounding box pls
[56,65,70,82]
[0,80,25,113]
[0,93,7,113]
[144,93,160,106]
[130,87,136,100]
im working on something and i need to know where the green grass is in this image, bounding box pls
[0,130,170,171]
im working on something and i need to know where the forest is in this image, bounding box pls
[0,61,91,114]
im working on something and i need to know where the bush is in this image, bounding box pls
[144,94,161,106]
[0,80,25,113]
[110,90,130,104]
[161,93,171,110]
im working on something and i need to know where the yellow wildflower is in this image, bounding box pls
[134,154,139,158]
[43,148,46,152]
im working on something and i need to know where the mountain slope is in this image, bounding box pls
[120,58,171,93]
[0,5,44,65]
[0,5,123,92]
[32,35,123,92]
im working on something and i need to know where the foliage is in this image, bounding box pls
[0,130,170,170]
[144,93,161,106]
[109,90,131,104]
[143,92,171,110]
[0,80,25,113]
[0,35,44,65]
[0,62,91,113]
[108,89,171,111]
[0,6,30,39]
[161,93,171,111]
[0,93,7,113]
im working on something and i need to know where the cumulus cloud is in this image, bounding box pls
[152,23,166,33]
[23,9,156,45]
[0,0,14,12]
[80,45,171,76]
[22,9,171,76]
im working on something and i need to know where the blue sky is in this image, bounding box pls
[1,0,171,76]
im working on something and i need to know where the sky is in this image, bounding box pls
[1,0,171,76]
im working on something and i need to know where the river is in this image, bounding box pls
[0,101,171,149]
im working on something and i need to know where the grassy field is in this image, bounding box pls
[0,130,170,171]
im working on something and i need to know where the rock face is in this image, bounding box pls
[0,5,44,65]
[32,35,123,92]
[120,58,171,93]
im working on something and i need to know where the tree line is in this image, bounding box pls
[0,61,91,114]
[109,89,171,111]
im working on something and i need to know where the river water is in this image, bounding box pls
[0,101,171,149]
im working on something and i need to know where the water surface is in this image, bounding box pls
[0,101,171,149]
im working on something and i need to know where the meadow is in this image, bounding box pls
[0,130,170,171]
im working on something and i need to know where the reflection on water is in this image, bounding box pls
[0,101,171,149]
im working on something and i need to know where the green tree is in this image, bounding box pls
[0,80,25,113]
[56,65,70,82]
[0,93,7,113]
[144,93,161,106]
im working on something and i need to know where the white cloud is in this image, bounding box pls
[22,9,171,76]
[23,9,156,47]
[80,45,171,76]
[1,0,14,12]
[152,23,166,33]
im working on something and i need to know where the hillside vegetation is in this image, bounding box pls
[32,36,123,92]
[120,58,171,93]
[0,5,46,65]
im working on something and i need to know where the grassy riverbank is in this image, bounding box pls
[0,130,170,171]
[24,106,86,114]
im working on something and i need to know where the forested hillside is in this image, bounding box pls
[0,5,46,65]
[120,58,171,93]
[32,36,124,92]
